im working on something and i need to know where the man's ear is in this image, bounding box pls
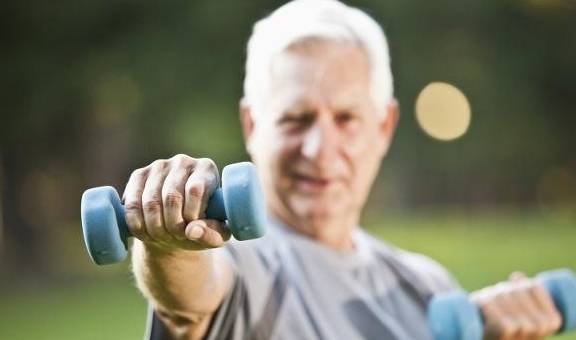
[378,98,400,154]
[239,98,255,155]
[383,98,400,137]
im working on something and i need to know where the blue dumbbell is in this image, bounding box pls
[81,162,267,265]
[428,269,576,340]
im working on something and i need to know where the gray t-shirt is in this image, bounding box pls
[146,221,458,340]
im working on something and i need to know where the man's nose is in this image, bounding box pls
[301,116,339,163]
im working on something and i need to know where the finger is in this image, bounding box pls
[122,168,152,242]
[481,301,518,340]
[162,159,195,240]
[500,287,537,339]
[142,160,171,242]
[184,219,231,248]
[507,280,547,339]
[528,282,563,335]
[475,282,530,340]
[183,158,219,221]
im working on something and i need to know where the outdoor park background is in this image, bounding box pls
[1,0,575,339]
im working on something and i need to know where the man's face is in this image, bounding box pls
[243,40,397,234]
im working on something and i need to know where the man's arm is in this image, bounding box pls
[132,241,233,339]
[125,155,235,339]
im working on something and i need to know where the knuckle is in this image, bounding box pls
[187,181,205,199]
[130,225,144,236]
[131,167,148,179]
[142,196,162,213]
[521,280,535,292]
[198,158,218,175]
[531,283,548,297]
[198,157,216,168]
[528,280,547,294]
[124,200,142,212]
[126,216,144,233]
[150,159,168,170]
[517,282,532,295]
[163,190,184,207]
[171,153,188,161]
[171,154,194,166]
[207,171,219,187]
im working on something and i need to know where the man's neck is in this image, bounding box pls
[273,211,358,251]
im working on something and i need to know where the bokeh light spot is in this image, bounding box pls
[415,82,472,141]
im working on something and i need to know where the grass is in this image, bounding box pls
[0,276,147,340]
[365,212,576,290]
[0,212,574,339]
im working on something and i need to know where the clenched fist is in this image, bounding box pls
[471,273,563,340]
[122,154,231,251]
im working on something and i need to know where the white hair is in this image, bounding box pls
[243,0,394,117]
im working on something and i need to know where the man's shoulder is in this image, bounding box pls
[361,230,460,293]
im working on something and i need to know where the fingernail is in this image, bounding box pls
[187,225,204,239]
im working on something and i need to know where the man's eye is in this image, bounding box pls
[279,113,315,127]
[335,112,357,125]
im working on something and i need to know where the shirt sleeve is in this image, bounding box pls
[145,304,173,340]
[203,273,250,340]
[398,250,460,293]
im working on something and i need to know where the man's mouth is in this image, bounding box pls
[292,173,335,191]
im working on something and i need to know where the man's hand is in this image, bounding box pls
[123,154,231,252]
[127,155,235,338]
[471,273,563,340]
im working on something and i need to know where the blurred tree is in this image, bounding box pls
[0,0,574,275]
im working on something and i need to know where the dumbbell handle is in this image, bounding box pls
[81,186,228,264]
[428,269,576,340]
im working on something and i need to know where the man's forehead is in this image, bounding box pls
[270,39,368,78]
[264,41,372,111]
[269,86,367,113]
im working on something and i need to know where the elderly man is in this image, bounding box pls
[125,1,562,339]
